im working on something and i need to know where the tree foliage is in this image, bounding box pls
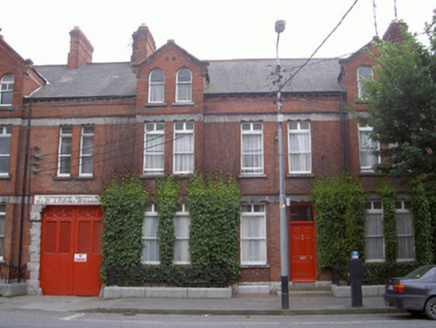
[362,15,436,181]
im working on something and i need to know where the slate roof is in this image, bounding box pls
[205,59,344,94]
[32,63,137,99]
[32,58,344,99]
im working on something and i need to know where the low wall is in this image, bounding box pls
[331,285,385,298]
[102,286,232,299]
[0,283,28,297]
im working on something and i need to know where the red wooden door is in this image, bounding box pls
[289,204,317,282]
[40,206,103,296]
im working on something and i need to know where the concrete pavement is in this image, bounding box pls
[0,293,403,316]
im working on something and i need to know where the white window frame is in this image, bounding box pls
[173,203,190,265]
[176,68,192,103]
[173,121,194,174]
[142,204,160,265]
[148,68,165,103]
[0,204,5,262]
[0,126,11,176]
[0,74,14,106]
[364,201,385,262]
[144,122,165,175]
[288,121,311,174]
[241,122,264,175]
[57,126,73,177]
[79,125,94,177]
[358,124,380,171]
[395,201,415,262]
[240,204,267,266]
[357,65,373,100]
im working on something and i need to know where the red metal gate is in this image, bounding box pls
[40,206,103,296]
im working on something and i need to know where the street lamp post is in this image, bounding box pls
[275,20,289,310]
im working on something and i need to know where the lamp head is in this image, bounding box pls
[275,20,286,34]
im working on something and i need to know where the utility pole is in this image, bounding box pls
[275,20,289,310]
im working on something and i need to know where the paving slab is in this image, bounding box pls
[0,294,404,316]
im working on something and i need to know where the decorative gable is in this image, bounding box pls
[133,39,209,112]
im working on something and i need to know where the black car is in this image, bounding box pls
[383,265,436,320]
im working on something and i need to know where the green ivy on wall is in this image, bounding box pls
[188,173,241,284]
[155,175,180,268]
[376,181,397,264]
[410,179,434,265]
[101,173,148,283]
[310,174,366,270]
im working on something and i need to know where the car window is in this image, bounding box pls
[403,266,435,279]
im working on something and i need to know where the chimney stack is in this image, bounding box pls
[383,20,408,43]
[131,24,156,64]
[67,26,94,69]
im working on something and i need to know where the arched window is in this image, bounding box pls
[0,74,14,106]
[148,69,164,103]
[357,65,373,100]
[176,68,192,102]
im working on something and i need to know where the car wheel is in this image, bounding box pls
[425,297,436,320]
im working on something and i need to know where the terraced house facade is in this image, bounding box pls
[0,21,414,296]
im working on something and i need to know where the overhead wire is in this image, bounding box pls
[25,0,365,176]
[278,0,360,92]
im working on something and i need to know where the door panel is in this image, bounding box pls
[40,206,103,296]
[289,204,317,282]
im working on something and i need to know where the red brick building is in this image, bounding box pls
[0,22,413,295]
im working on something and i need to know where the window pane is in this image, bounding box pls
[177,68,191,82]
[81,136,94,155]
[60,137,72,154]
[0,138,11,154]
[1,92,12,105]
[396,212,414,260]
[174,213,190,263]
[59,157,71,175]
[80,126,94,176]
[149,69,164,103]
[144,123,165,174]
[358,66,373,99]
[150,69,164,82]
[142,215,159,263]
[241,205,266,264]
[176,68,192,102]
[365,212,384,261]
[150,84,164,102]
[81,157,93,174]
[174,124,194,174]
[177,84,191,102]
[0,158,9,173]
[241,123,263,174]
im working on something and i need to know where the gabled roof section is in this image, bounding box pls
[0,35,33,67]
[30,62,137,99]
[133,39,209,68]
[205,58,344,94]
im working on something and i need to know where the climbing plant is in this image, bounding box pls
[376,181,397,264]
[155,175,180,268]
[100,173,148,283]
[310,174,366,270]
[410,179,434,265]
[188,172,241,283]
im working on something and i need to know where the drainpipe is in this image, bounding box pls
[18,100,32,281]
[339,93,346,173]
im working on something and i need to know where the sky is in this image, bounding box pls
[1,0,435,65]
